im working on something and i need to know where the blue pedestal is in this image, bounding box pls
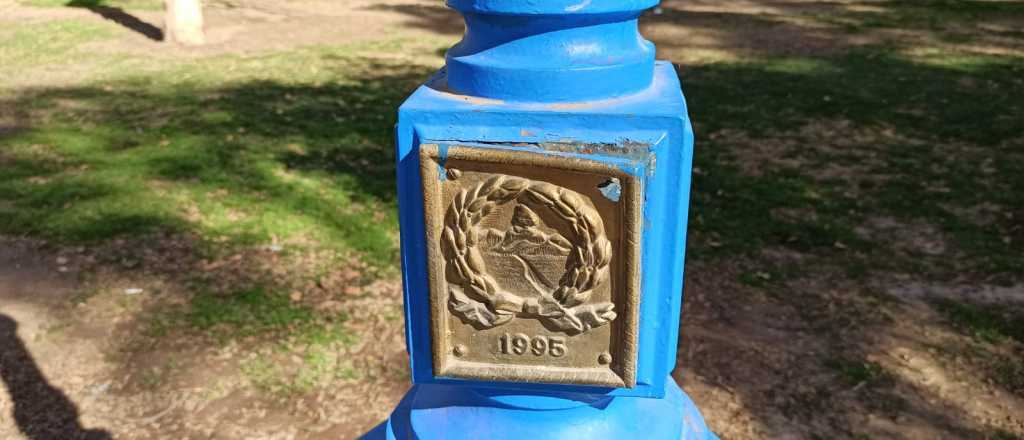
[365,377,716,439]
[370,0,716,437]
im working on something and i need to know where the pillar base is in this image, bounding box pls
[362,377,717,440]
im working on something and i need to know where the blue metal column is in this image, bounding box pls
[366,0,716,438]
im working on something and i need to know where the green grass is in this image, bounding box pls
[987,430,1024,440]
[994,357,1024,397]
[689,156,866,257]
[3,5,1020,281]
[841,1,1024,31]
[684,51,1024,280]
[825,358,886,386]
[806,0,1024,44]
[295,321,359,347]
[932,299,1024,397]
[187,287,314,332]
[0,1,1020,431]
[167,284,363,395]
[167,284,360,352]
[0,20,115,75]
[0,41,443,269]
[235,300,361,397]
[1,28,435,399]
[933,299,1024,344]
[240,350,358,397]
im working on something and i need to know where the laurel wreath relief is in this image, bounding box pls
[441,175,617,335]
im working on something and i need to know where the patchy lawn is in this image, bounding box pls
[0,0,1022,439]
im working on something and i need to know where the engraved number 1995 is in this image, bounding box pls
[499,333,566,357]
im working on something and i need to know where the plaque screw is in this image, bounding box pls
[598,352,612,365]
[446,168,462,180]
[453,344,468,357]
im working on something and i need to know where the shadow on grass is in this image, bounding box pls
[664,13,1024,432]
[63,0,163,41]
[683,51,1023,281]
[641,4,1024,437]
[1,1,1023,437]
[646,0,1024,58]
[177,1,1021,281]
[0,62,432,268]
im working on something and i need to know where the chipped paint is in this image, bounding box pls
[427,139,656,178]
[565,0,592,12]
[598,177,622,202]
[388,0,710,433]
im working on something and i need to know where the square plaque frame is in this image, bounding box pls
[419,144,642,388]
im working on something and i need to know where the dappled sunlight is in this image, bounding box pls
[642,0,1024,64]
[863,301,1024,436]
[0,40,433,434]
[881,280,1024,306]
[675,36,1023,435]
[645,5,845,63]
[2,0,1023,438]
[0,230,409,437]
[679,252,1024,438]
[676,371,774,439]
[0,51,440,266]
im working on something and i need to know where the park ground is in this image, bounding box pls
[1,0,1022,438]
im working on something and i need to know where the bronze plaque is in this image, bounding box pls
[420,144,641,388]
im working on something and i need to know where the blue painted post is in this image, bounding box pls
[367,0,716,438]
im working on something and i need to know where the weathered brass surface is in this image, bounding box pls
[420,145,642,388]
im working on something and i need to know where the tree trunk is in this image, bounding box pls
[164,0,205,45]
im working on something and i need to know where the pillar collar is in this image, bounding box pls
[443,0,661,102]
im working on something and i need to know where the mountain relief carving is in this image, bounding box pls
[440,174,617,335]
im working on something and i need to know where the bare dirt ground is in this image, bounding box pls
[0,233,412,439]
[0,0,448,54]
[2,0,1023,439]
